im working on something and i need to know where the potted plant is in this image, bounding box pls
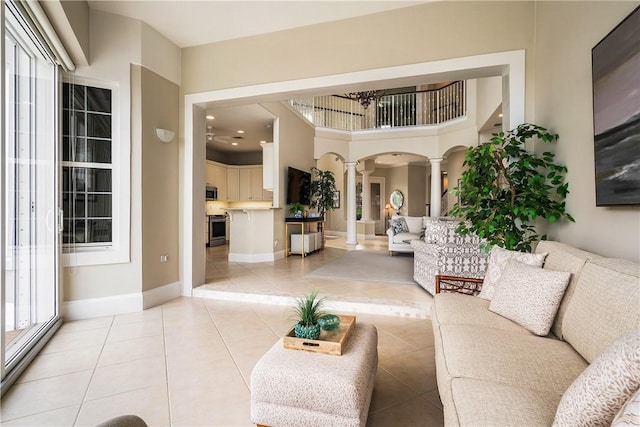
[288,202,305,218]
[310,167,338,219]
[290,290,327,339]
[450,123,575,252]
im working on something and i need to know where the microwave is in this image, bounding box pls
[206,186,218,201]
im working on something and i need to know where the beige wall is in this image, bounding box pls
[181,2,535,98]
[139,66,180,291]
[261,102,315,254]
[63,10,182,302]
[407,165,427,217]
[533,2,639,261]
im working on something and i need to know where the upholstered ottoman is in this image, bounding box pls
[250,323,378,427]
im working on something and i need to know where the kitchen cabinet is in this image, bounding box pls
[213,163,227,200]
[205,162,216,186]
[226,167,240,201]
[207,162,270,202]
[239,167,264,201]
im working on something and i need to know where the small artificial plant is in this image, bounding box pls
[449,123,574,252]
[288,202,305,217]
[290,290,327,339]
[310,167,338,218]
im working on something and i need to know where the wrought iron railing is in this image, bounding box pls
[287,81,466,131]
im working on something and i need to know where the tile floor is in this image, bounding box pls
[1,238,443,426]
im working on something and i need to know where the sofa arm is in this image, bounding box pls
[435,275,484,295]
[386,227,394,238]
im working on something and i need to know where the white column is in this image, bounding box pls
[361,171,371,221]
[345,162,358,246]
[430,158,443,218]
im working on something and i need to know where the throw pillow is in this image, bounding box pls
[489,260,571,336]
[553,329,640,427]
[612,387,640,426]
[478,246,547,300]
[391,217,409,234]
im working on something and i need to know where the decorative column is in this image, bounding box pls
[430,158,443,218]
[345,162,358,246]
[361,171,371,221]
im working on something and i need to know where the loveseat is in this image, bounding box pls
[386,215,427,255]
[432,240,640,426]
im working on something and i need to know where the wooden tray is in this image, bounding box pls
[283,315,356,355]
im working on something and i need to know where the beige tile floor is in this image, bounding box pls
[1,238,443,426]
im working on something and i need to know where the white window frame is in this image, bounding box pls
[61,76,129,267]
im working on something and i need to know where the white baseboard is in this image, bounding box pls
[64,292,142,321]
[229,252,276,263]
[143,281,182,309]
[63,281,182,320]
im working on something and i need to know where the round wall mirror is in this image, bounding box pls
[390,190,404,210]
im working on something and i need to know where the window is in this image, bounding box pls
[62,83,113,247]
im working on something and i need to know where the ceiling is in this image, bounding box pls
[86,1,426,48]
[205,105,275,153]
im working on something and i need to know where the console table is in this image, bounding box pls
[285,217,324,257]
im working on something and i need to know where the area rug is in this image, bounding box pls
[306,250,416,285]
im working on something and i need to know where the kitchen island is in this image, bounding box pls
[224,207,280,262]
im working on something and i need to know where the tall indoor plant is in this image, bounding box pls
[310,167,338,218]
[450,123,574,252]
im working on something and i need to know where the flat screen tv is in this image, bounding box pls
[287,167,311,205]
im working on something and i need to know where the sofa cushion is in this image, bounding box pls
[561,258,640,363]
[432,293,531,335]
[439,324,588,395]
[390,216,409,234]
[452,378,561,427]
[553,329,640,427]
[478,246,547,301]
[612,387,640,426]
[404,216,424,234]
[535,241,594,339]
[488,260,571,336]
[391,232,419,244]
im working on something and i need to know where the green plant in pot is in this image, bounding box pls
[290,290,327,340]
[288,202,305,218]
[450,123,575,252]
[310,167,338,219]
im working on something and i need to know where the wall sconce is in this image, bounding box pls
[156,128,175,144]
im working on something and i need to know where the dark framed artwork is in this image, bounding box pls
[592,6,640,206]
[332,191,340,208]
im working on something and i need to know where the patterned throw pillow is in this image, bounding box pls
[478,246,547,300]
[391,217,409,234]
[553,330,640,427]
[612,387,640,426]
[488,260,571,336]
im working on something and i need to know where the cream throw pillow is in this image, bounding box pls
[488,260,570,336]
[478,246,547,300]
[612,387,640,427]
[554,329,640,426]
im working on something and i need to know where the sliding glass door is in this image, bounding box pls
[1,1,61,391]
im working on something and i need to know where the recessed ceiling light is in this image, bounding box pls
[231,142,239,146]
[206,115,214,120]
[237,130,244,134]
[259,140,266,144]
[498,113,503,118]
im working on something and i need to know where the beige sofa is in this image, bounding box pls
[432,240,640,426]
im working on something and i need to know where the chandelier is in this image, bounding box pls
[344,90,386,109]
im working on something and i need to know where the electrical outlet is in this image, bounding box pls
[274,240,278,247]
[160,254,169,262]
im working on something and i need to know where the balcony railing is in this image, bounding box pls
[288,81,466,131]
